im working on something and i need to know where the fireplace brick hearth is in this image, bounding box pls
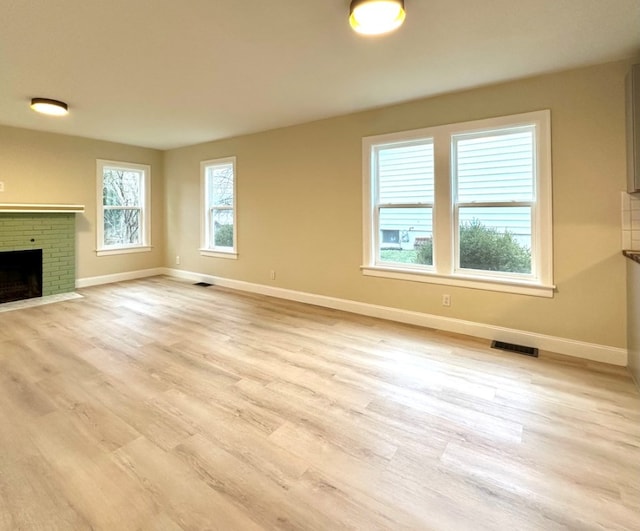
[0,213,76,297]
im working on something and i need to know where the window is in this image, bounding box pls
[374,140,435,266]
[96,160,151,256]
[453,127,534,275]
[381,229,401,246]
[362,110,553,297]
[201,157,237,258]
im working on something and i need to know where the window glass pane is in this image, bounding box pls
[378,207,433,266]
[103,169,142,207]
[377,142,434,204]
[104,209,141,246]
[211,209,234,248]
[458,206,531,273]
[455,128,533,202]
[207,164,234,207]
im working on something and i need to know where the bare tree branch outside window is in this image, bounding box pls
[207,164,234,248]
[103,169,142,246]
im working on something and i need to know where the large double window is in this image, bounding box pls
[97,160,151,256]
[201,157,237,258]
[363,111,553,297]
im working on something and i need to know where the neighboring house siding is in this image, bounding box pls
[379,208,531,249]
[378,131,533,250]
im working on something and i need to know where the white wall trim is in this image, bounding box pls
[76,267,165,288]
[163,268,627,367]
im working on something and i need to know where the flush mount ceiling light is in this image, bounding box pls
[349,0,406,35]
[30,98,69,116]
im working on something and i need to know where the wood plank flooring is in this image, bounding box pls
[0,276,639,530]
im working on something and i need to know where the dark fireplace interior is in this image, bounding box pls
[0,249,43,304]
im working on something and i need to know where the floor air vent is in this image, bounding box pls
[193,282,213,287]
[491,340,538,357]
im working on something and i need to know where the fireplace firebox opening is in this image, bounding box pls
[0,249,43,304]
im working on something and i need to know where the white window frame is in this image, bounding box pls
[372,138,435,271]
[362,110,554,297]
[96,159,151,257]
[200,157,237,259]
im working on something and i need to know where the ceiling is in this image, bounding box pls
[1,0,639,150]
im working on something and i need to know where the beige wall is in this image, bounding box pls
[1,61,629,352]
[0,126,165,279]
[165,60,634,351]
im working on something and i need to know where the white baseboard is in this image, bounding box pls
[163,268,628,367]
[76,267,166,288]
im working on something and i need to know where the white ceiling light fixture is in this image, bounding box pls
[349,0,406,36]
[30,98,69,116]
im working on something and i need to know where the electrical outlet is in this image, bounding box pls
[270,270,276,280]
[176,255,181,265]
[442,294,451,307]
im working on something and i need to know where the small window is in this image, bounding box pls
[96,160,151,256]
[201,157,237,258]
[381,229,400,245]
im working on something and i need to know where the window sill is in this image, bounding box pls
[200,249,238,260]
[361,265,555,298]
[97,246,152,257]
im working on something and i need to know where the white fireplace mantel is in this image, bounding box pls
[0,203,85,213]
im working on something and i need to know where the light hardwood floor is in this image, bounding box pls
[1,276,639,530]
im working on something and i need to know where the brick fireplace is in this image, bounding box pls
[0,204,84,301]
